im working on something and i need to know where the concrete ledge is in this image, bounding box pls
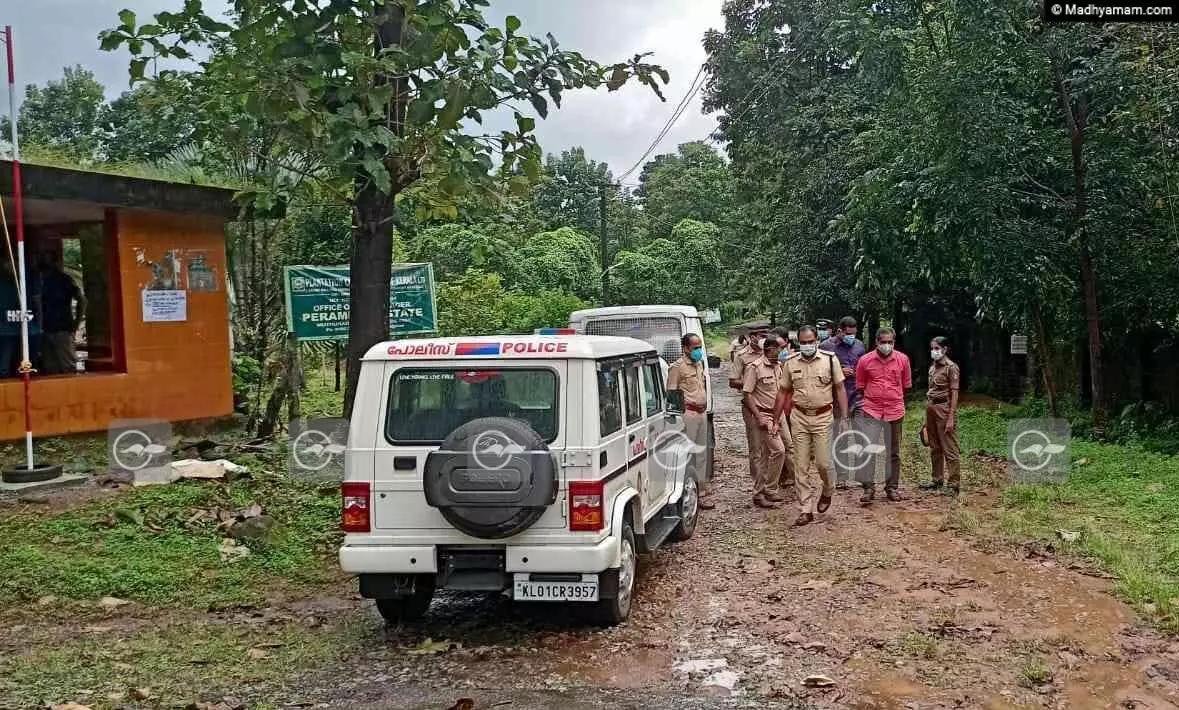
[0,473,89,498]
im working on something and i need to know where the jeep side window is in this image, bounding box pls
[623,362,643,425]
[597,368,623,438]
[643,362,663,417]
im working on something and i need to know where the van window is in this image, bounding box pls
[623,363,643,425]
[583,316,682,362]
[386,368,558,443]
[643,362,663,417]
[598,367,623,438]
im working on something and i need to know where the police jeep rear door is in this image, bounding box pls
[372,344,569,537]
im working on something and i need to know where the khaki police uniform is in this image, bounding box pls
[730,344,764,482]
[668,355,709,487]
[780,350,845,515]
[742,355,785,500]
[925,357,961,488]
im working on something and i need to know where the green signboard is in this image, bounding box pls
[283,263,438,341]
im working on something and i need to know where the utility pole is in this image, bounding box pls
[599,181,609,305]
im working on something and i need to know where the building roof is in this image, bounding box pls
[364,335,658,362]
[568,305,700,321]
[0,160,238,218]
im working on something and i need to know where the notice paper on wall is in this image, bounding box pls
[142,289,188,322]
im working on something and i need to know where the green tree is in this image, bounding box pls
[102,0,667,415]
[407,223,518,284]
[102,75,205,163]
[640,141,734,240]
[436,269,508,336]
[530,147,613,234]
[3,65,106,161]
[515,227,601,301]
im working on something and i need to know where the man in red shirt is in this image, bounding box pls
[854,327,911,504]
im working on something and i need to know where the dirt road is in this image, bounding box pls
[288,371,1179,709]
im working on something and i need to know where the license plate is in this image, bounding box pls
[513,576,599,602]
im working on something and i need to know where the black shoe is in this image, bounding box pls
[919,480,944,491]
[941,487,960,498]
[859,488,875,505]
[886,489,903,502]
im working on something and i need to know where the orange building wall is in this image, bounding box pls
[0,208,233,440]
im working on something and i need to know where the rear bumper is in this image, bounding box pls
[338,534,621,575]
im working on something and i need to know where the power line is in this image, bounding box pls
[615,63,707,182]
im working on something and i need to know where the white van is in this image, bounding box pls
[338,334,700,626]
[568,305,715,481]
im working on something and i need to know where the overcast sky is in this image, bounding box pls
[4,0,723,180]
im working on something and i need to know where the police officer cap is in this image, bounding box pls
[816,318,834,329]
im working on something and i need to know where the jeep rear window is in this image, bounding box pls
[385,368,559,443]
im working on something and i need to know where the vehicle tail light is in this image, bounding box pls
[341,481,371,533]
[569,480,605,532]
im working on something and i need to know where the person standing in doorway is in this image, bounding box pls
[821,316,867,488]
[855,327,912,504]
[36,249,86,375]
[667,333,717,510]
[743,333,786,509]
[778,325,848,526]
[919,336,961,496]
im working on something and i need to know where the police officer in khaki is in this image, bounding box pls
[777,325,849,526]
[770,326,797,496]
[743,334,786,508]
[730,323,770,486]
[667,333,716,510]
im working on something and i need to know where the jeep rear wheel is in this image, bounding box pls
[374,576,435,624]
[590,520,636,627]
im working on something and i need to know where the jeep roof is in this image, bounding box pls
[363,334,657,362]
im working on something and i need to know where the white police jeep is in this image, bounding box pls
[338,332,701,626]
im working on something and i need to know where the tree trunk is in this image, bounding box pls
[343,3,408,417]
[1053,55,1105,438]
[259,334,302,439]
[1031,303,1059,418]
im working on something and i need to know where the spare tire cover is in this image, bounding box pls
[423,416,557,539]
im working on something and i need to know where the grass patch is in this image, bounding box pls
[0,617,368,708]
[941,403,1179,633]
[0,471,341,610]
[1019,659,1053,687]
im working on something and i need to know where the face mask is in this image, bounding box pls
[753,337,765,350]
[778,350,790,362]
[930,350,944,361]
[878,344,894,356]
[817,329,830,340]
[690,347,704,362]
[800,343,818,358]
[843,335,856,346]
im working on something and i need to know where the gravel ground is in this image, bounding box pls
[275,371,1179,710]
